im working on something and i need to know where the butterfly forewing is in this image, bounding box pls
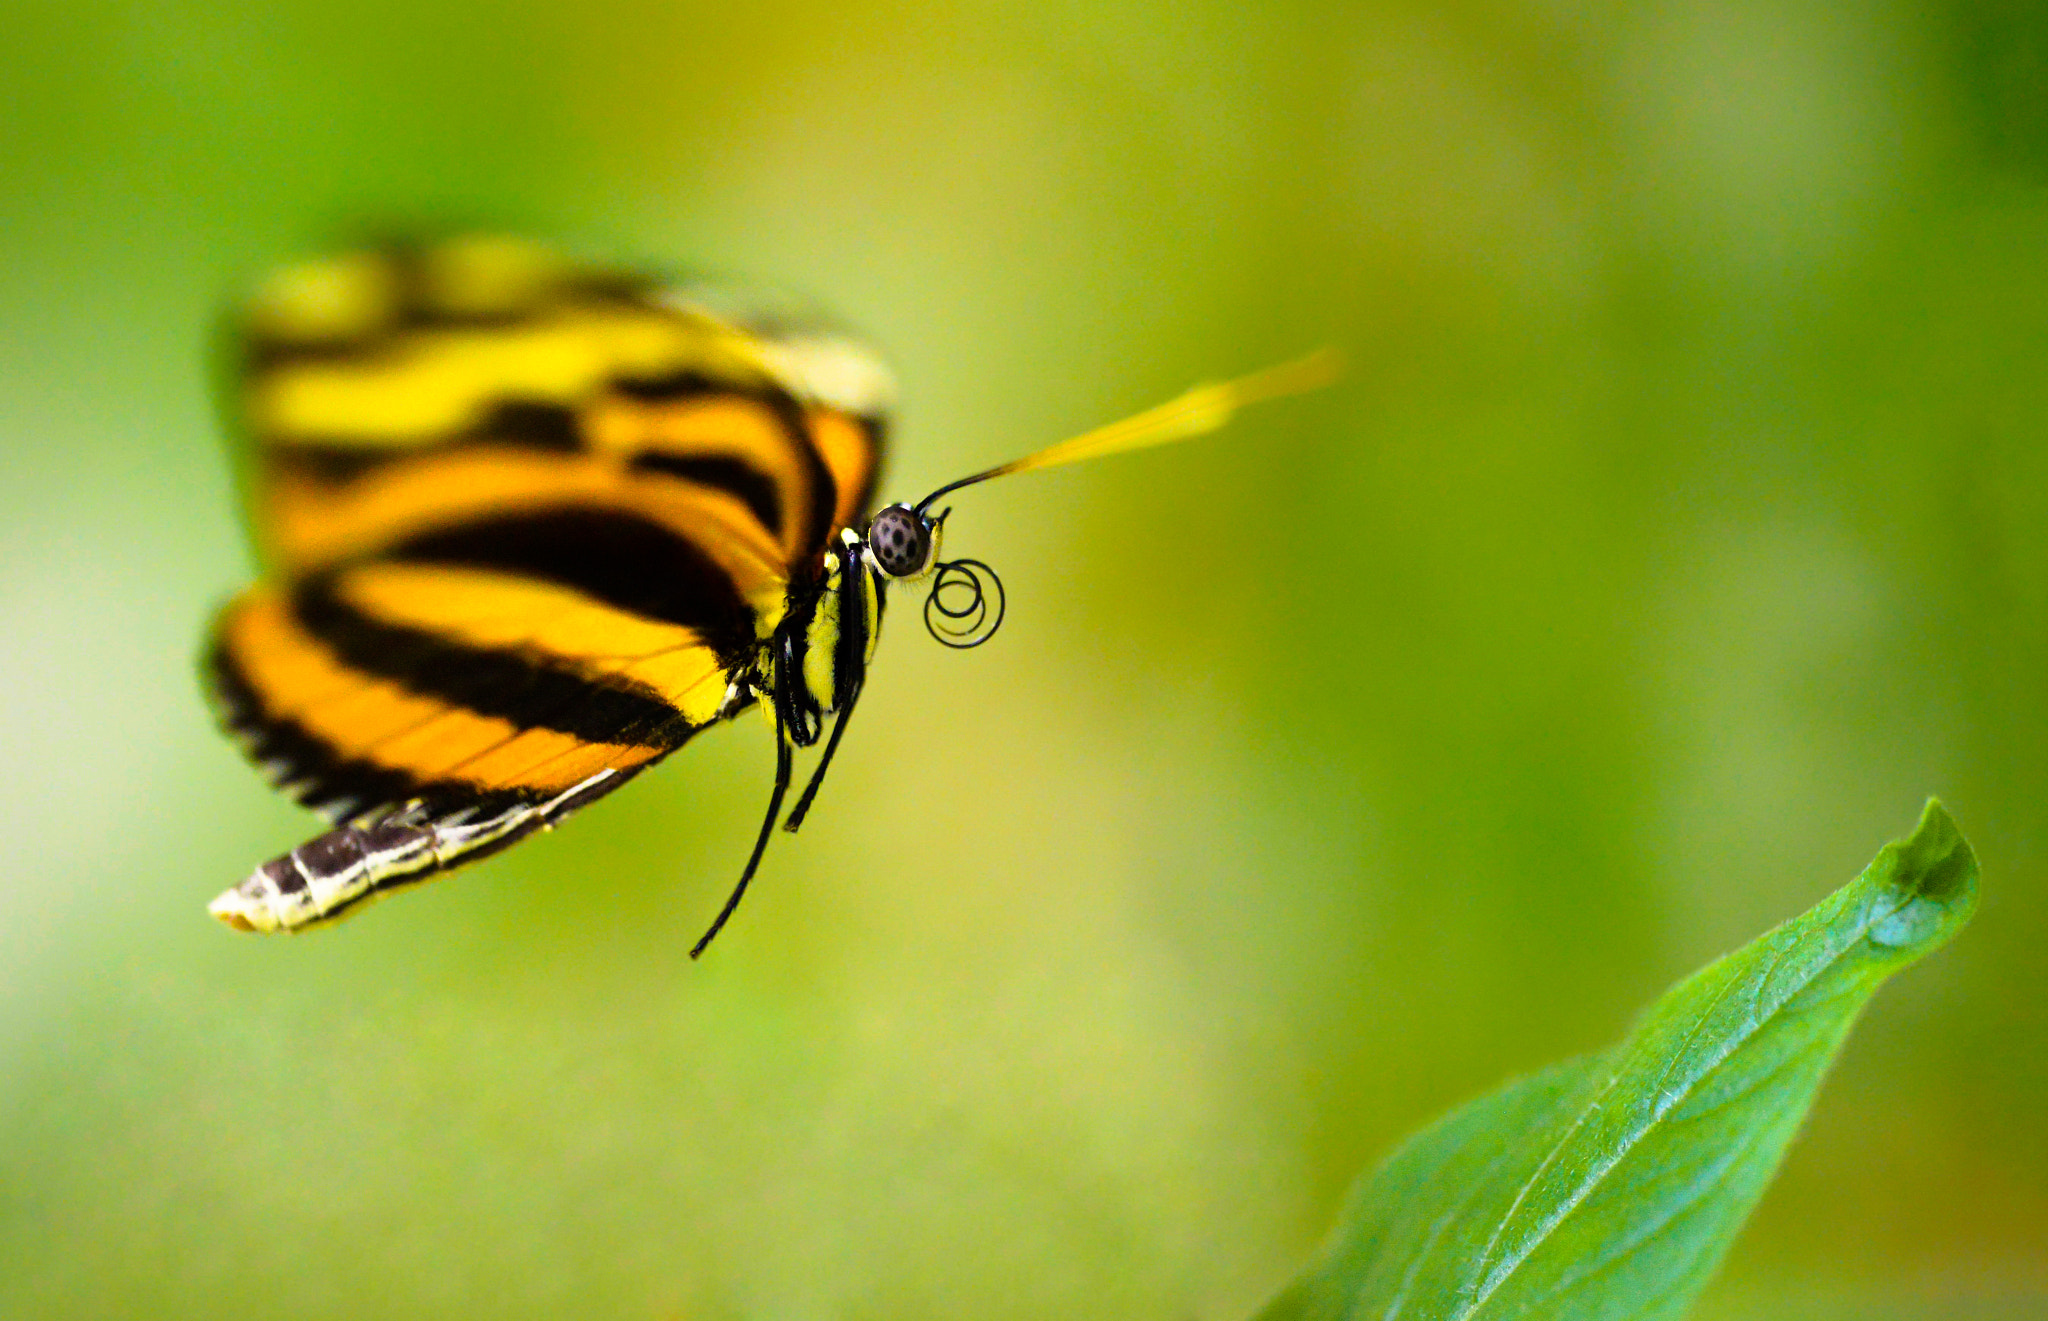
[207,237,891,930]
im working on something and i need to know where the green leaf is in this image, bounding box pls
[1261,799,1979,1321]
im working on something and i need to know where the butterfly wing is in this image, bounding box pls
[204,565,738,930]
[206,236,892,930]
[235,235,891,576]
[663,277,895,534]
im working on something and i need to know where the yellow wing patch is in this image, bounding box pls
[329,563,733,728]
[251,307,725,444]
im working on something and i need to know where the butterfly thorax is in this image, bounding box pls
[754,528,886,749]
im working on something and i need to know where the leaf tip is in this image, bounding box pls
[1867,799,1979,953]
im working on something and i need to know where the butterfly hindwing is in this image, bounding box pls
[207,236,891,931]
[204,567,739,929]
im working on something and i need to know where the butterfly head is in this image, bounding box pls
[862,502,1003,649]
[864,503,941,581]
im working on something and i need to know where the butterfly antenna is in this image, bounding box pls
[691,719,794,958]
[915,347,1340,512]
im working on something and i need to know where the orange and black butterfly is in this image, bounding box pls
[204,236,1334,954]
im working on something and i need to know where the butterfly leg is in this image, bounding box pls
[690,714,794,958]
[782,679,863,835]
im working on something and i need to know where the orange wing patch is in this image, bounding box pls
[216,587,666,802]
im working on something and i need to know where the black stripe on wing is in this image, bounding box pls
[265,374,836,560]
[289,574,691,751]
[269,399,587,483]
[612,368,836,557]
[382,506,761,661]
[205,631,534,825]
[627,453,782,534]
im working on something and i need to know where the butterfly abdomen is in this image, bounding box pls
[210,767,638,931]
[212,819,442,931]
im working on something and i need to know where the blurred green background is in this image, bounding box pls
[2,0,2045,1316]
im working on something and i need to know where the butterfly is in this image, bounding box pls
[203,235,1336,954]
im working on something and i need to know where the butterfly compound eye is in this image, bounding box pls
[867,504,933,578]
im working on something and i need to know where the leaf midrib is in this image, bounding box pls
[1446,888,1907,1320]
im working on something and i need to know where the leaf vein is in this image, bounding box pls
[1450,895,1901,1319]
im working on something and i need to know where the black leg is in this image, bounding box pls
[782,679,862,834]
[690,714,794,959]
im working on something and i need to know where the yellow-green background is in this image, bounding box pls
[3,1,2044,1317]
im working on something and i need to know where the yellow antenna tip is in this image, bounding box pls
[911,344,1343,507]
[987,345,1342,481]
[1211,345,1345,412]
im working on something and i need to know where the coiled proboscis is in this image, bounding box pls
[923,558,1006,649]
